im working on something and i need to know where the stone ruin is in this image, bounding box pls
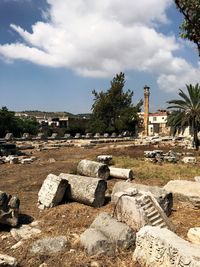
[144,150,178,163]
[112,188,174,231]
[38,173,107,208]
[80,212,135,256]
[133,226,200,267]
[112,181,173,216]
[0,191,20,227]
[164,180,200,208]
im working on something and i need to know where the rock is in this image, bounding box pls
[11,241,23,249]
[59,173,107,207]
[90,212,135,249]
[0,191,20,227]
[133,225,200,267]
[187,227,200,245]
[10,224,41,241]
[5,133,14,140]
[30,236,68,254]
[112,181,173,216]
[39,264,48,267]
[194,176,200,183]
[97,155,112,165]
[109,167,134,180]
[48,158,56,163]
[80,228,114,256]
[38,174,68,208]
[182,156,197,164]
[0,254,17,266]
[113,188,174,231]
[164,180,200,208]
[77,160,110,180]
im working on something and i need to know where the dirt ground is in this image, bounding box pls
[0,142,200,267]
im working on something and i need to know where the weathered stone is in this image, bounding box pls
[164,180,200,208]
[77,160,110,180]
[10,224,41,241]
[59,173,107,207]
[113,188,174,231]
[194,176,200,183]
[112,181,173,216]
[30,236,68,254]
[109,167,134,180]
[90,212,135,249]
[187,227,200,245]
[111,132,117,138]
[97,155,112,165]
[0,191,20,227]
[133,225,200,267]
[74,133,81,139]
[94,133,101,138]
[64,133,71,139]
[182,156,197,164]
[38,174,68,208]
[22,133,30,140]
[80,228,114,256]
[5,133,14,140]
[0,254,17,267]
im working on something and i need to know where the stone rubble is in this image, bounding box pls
[80,212,135,256]
[0,254,17,267]
[187,227,200,245]
[112,188,174,231]
[0,191,20,227]
[38,174,68,208]
[133,225,200,267]
[77,159,110,180]
[164,180,200,208]
[111,181,173,216]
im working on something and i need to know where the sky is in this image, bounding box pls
[0,0,199,114]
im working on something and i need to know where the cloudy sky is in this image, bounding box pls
[0,0,199,113]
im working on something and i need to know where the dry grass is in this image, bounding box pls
[0,143,200,266]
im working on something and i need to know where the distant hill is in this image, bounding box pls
[19,110,91,119]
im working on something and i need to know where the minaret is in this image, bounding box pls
[144,85,150,136]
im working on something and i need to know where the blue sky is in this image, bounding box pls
[0,0,199,114]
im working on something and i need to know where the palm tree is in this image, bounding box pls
[167,84,200,150]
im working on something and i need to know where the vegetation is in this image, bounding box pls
[89,72,142,134]
[167,84,200,150]
[175,0,200,55]
[0,106,39,137]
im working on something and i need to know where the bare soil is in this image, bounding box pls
[0,143,200,267]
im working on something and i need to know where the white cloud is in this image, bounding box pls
[0,0,199,91]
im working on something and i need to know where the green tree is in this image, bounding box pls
[89,72,142,134]
[167,84,200,150]
[175,0,200,55]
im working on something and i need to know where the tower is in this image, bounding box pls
[144,85,150,136]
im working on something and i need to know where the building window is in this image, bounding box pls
[153,117,157,122]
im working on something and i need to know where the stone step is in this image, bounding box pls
[146,210,158,218]
[151,218,164,226]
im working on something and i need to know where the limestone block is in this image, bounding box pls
[5,133,13,140]
[112,181,173,216]
[74,133,81,139]
[113,189,174,231]
[187,227,200,245]
[0,191,20,227]
[30,236,68,254]
[97,155,112,165]
[0,254,17,267]
[194,176,200,183]
[59,173,107,207]
[80,228,115,256]
[90,212,135,249]
[164,180,200,208]
[77,160,110,180]
[38,174,68,208]
[109,167,134,180]
[11,224,41,241]
[134,225,200,267]
[182,156,196,164]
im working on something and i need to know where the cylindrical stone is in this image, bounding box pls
[77,160,110,180]
[109,167,134,180]
[59,173,107,207]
